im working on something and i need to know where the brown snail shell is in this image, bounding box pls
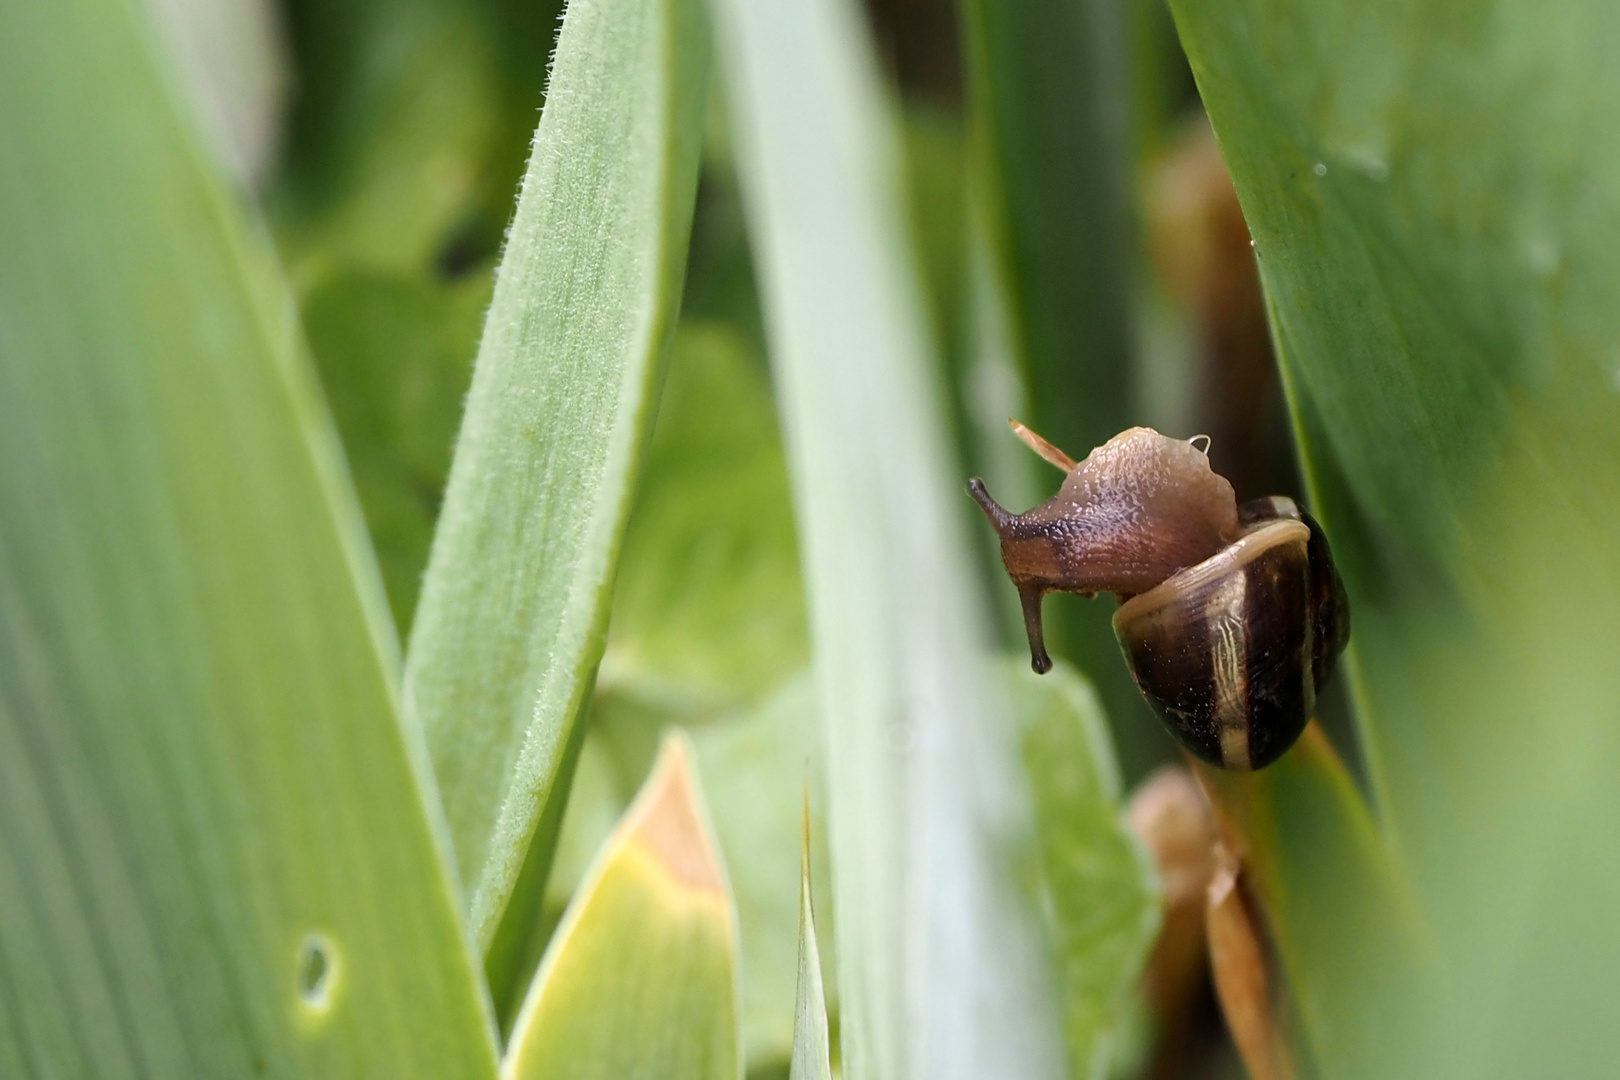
[968,426,1350,770]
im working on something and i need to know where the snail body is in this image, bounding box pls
[969,426,1349,770]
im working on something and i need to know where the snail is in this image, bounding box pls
[968,424,1349,770]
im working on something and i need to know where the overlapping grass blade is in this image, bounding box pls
[0,0,498,1074]
[501,735,741,1080]
[710,0,1067,1075]
[1170,0,1620,1071]
[402,0,710,958]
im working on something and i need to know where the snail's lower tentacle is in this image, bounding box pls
[1019,587,1052,674]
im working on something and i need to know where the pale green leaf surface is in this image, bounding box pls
[0,1,498,1075]
[502,735,741,1080]
[403,0,710,948]
[711,0,1067,1076]
[1171,0,1620,1072]
[1004,662,1160,1080]
[789,821,833,1080]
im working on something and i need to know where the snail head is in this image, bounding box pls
[967,424,1241,674]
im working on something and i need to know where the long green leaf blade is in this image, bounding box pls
[501,735,741,1080]
[403,0,710,948]
[1170,0,1620,1071]
[711,0,1067,1076]
[0,1,498,1075]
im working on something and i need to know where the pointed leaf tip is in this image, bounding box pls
[630,737,727,895]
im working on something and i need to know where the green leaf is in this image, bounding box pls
[690,676,829,1068]
[711,0,1068,1075]
[402,0,710,950]
[501,734,741,1080]
[0,0,498,1075]
[1169,0,1620,1071]
[1005,662,1161,1080]
[960,0,1168,780]
[601,320,807,711]
[789,812,833,1080]
[272,0,522,274]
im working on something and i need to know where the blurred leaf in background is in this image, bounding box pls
[1173,0,1620,1073]
[600,321,808,712]
[710,0,1152,1075]
[142,0,290,189]
[269,0,565,632]
[581,314,822,1070]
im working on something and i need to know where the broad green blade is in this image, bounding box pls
[501,735,741,1080]
[790,813,833,1080]
[711,0,1067,1076]
[1170,0,1620,1071]
[0,0,498,1076]
[1005,662,1161,1080]
[403,0,710,950]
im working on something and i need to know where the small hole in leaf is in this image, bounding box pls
[296,934,334,1010]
